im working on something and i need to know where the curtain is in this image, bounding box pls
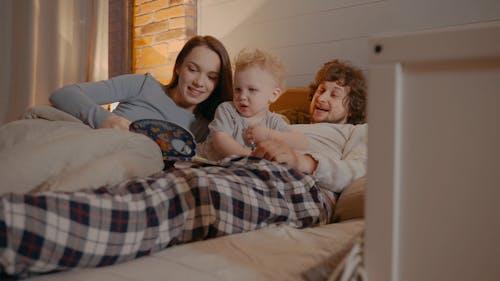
[0,0,108,125]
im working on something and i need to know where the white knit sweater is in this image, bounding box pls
[292,123,368,193]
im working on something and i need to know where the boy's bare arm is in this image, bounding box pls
[212,131,252,157]
[246,125,309,150]
[251,139,317,174]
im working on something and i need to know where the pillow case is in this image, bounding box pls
[332,176,366,222]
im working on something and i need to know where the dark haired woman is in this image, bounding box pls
[50,35,233,142]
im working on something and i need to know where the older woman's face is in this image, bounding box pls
[173,46,221,112]
[309,81,350,124]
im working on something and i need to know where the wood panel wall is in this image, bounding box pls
[198,0,500,88]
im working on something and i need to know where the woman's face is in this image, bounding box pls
[309,81,350,124]
[173,46,221,112]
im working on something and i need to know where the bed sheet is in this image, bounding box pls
[26,220,364,281]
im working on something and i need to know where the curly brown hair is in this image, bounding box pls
[309,60,367,124]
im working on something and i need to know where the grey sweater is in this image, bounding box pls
[50,73,209,142]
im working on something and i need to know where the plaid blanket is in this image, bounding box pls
[0,156,332,280]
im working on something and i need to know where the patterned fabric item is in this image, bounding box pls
[0,156,332,280]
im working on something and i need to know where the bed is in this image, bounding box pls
[0,88,366,281]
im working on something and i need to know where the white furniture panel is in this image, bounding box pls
[366,23,500,281]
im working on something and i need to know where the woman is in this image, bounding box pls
[50,35,233,142]
[0,35,232,194]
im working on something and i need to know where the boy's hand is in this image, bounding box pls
[245,125,271,145]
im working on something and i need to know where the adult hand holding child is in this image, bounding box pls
[252,59,368,193]
[244,124,270,146]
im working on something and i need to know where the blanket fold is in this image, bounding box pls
[0,105,163,194]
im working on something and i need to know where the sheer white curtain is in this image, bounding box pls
[0,0,108,125]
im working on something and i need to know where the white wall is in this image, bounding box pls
[198,0,500,87]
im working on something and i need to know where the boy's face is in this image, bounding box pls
[233,65,281,120]
[309,80,350,124]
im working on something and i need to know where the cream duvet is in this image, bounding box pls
[0,105,163,194]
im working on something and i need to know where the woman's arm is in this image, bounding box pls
[50,84,113,128]
[50,74,146,128]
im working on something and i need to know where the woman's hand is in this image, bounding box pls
[251,139,317,174]
[245,125,271,145]
[99,114,131,130]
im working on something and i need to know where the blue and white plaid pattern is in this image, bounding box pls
[0,156,332,280]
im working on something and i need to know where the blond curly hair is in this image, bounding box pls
[234,48,287,89]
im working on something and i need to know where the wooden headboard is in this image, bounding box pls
[270,87,311,114]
